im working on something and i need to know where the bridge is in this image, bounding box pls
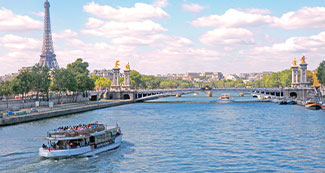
[99,87,295,102]
[101,86,317,102]
[101,88,199,102]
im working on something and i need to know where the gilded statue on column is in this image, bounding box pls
[300,56,306,64]
[125,63,130,70]
[115,60,120,68]
[292,58,297,66]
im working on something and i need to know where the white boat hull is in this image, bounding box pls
[39,135,122,158]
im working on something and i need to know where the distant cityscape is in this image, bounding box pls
[89,69,273,84]
[0,68,273,84]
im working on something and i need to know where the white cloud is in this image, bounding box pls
[200,28,255,46]
[182,3,207,13]
[274,7,325,29]
[0,8,42,32]
[32,12,44,17]
[253,31,325,53]
[237,32,325,71]
[82,19,167,39]
[0,34,41,50]
[192,7,325,29]
[0,34,41,74]
[153,0,168,8]
[82,2,170,45]
[244,8,271,14]
[53,29,78,39]
[192,8,274,27]
[83,2,169,22]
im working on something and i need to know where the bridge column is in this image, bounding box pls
[111,67,121,91]
[122,69,131,90]
[291,61,299,88]
[299,58,309,88]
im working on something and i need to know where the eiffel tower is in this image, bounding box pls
[39,0,59,69]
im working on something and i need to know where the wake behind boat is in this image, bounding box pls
[39,122,122,158]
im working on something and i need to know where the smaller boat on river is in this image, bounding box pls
[305,101,322,110]
[219,93,230,100]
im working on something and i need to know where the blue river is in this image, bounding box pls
[0,92,324,172]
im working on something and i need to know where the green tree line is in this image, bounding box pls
[128,70,195,89]
[0,58,94,100]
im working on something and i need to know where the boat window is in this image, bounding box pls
[90,136,95,143]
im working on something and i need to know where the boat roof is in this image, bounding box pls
[43,122,120,140]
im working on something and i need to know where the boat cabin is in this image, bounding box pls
[42,122,121,151]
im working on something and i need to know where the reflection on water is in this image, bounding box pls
[0,92,324,172]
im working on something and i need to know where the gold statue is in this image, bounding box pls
[125,62,130,70]
[115,60,120,68]
[292,58,297,66]
[300,56,306,64]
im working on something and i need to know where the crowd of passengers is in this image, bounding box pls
[54,122,102,132]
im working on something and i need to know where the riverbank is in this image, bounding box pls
[0,100,133,126]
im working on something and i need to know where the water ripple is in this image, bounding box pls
[0,93,324,172]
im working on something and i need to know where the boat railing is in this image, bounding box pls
[47,124,106,138]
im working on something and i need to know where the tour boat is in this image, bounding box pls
[219,93,231,100]
[305,101,322,110]
[322,104,325,110]
[39,122,122,158]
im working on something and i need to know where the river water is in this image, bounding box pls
[0,92,324,172]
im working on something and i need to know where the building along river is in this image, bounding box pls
[0,92,324,172]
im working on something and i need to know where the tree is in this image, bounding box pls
[91,75,112,90]
[14,68,33,98]
[51,68,77,101]
[67,58,95,92]
[130,70,145,89]
[159,80,170,89]
[0,81,12,98]
[306,70,314,86]
[180,81,191,88]
[252,69,292,88]
[31,64,51,101]
[279,69,291,87]
[142,75,162,89]
[316,61,325,85]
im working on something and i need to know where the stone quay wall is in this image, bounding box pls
[0,100,133,126]
[0,95,89,112]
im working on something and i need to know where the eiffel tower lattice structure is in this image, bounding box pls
[39,0,59,69]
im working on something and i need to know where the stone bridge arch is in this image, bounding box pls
[123,94,131,100]
[289,92,298,98]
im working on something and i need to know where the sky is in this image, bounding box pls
[0,0,324,76]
